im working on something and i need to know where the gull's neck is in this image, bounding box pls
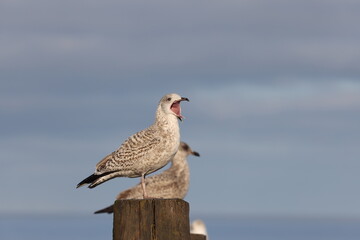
[170,151,189,172]
[154,105,180,132]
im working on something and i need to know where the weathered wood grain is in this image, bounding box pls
[113,199,190,240]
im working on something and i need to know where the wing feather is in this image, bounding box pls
[96,128,161,173]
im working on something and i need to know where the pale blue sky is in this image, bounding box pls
[1,0,360,218]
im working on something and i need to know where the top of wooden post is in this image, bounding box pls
[113,199,191,240]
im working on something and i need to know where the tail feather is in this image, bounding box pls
[76,171,116,189]
[94,205,114,214]
[88,171,120,188]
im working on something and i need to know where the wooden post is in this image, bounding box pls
[113,199,193,240]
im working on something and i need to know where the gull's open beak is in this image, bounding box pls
[174,97,189,122]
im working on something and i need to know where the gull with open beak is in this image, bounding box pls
[77,93,189,199]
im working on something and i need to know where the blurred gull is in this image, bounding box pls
[94,141,199,214]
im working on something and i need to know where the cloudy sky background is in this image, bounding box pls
[1,0,360,218]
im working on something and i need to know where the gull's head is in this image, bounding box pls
[179,141,200,157]
[159,93,189,121]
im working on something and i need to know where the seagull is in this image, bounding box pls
[191,219,209,239]
[76,93,189,198]
[94,141,199,214]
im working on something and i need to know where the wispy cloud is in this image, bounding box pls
[1,0,360,83]
[191,80,360,120]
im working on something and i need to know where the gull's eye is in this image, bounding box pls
[167,97,171,101]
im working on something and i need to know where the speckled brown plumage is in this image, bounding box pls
[77,93,189,198]
[94,142,199,214]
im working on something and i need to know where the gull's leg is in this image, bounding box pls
[141,173,148,199]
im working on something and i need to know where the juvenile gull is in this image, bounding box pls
[94,142,199,214]
[76,93,189,198]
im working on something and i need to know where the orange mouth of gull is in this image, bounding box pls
[170,97,189,120]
